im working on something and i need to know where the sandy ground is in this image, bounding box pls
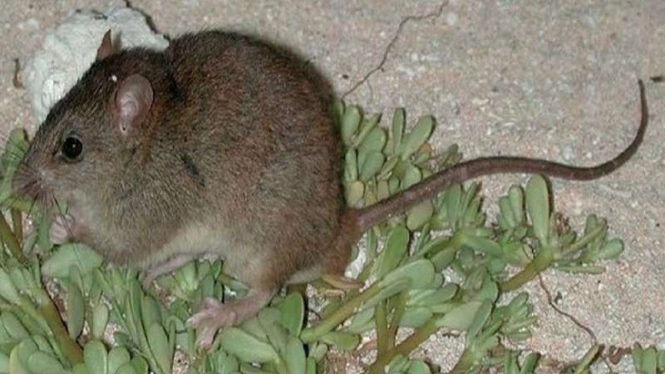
[1,0,664,373]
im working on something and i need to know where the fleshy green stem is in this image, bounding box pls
[0,213,27,265]
[571,345,601,374]
[499,245,553,292]
[447,347,477,374]
[357,229,379,284]
[367,317,480,374]
[386,292,408,350]
[301,283,381,343]
[367,318,438,374]
[374,302,388,357]
[38,295,84,365]
[10,209,22,247]
[17,296,50,333]
[559,225,604,258]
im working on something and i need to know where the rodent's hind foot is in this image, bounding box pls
[187,288,276,348]
[188,298,237,348]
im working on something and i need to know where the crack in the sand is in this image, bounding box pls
[538,275,598,343]
[538,275,620,371]
[341,1,449,99]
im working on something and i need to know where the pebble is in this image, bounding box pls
[446,12,458,26]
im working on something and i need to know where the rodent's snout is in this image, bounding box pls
[12,158,36,195]
[12,154,51,206]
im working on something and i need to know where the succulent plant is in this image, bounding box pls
[0,101,634,374]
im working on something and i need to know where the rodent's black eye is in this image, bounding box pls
[61,137,83,161]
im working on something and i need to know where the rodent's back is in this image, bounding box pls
[161,32,345,277]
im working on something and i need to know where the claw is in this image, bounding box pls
[186,289,276,349]
[204,297,222,309]
[187,301,238,348]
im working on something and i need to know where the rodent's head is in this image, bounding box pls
[13,31,158,210]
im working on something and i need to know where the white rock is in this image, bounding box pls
[23,5,170,122]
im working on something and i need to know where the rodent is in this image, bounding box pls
[13,30,649,347]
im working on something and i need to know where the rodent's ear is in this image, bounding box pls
[96,30,115,60]
[114,74,154,136]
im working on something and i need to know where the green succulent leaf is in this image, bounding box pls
[92,303,110,340]
[406,201,433,231]
[344,150,358,182]
[278,293,304,337]
[408,360,432,374]
[332,100,345,125]
[147,324,172,374]
[84,340,108,374]
[66,282,85,340]
[210,351,239,374]
[401,165,422,190]
[508,185,525,225]
[346,180,365,207]
[141,295,163,333]
[305,357,317,374]
[0,129,28,205]
[115,363,139,374]
[130,357,149,374]
[72,364,89,374]
[387,354,409,374]
[344,308,375,334]
[219,328,279,364]
[26,351,68,374]
[341,106,361,146]
[1,313,29,341]
[42,244,103,278]
[8,345,29,374]
[401,116,434,160]
[285,337,306,374]
[319,332,359,351]
[598,238,624,260]
[525,175,550,243]
[377,225,410,278]
[108,347,131,374]
[0,269,19,304]
[400,307,433,328]
[362,279,411,312]
[391,108,406,155]
[258,308,288,353]
[359,151,386,182]
[380,259,435,289]
[0,352,7,374]
[519,352,540,374]
[436,301,485,330]
[466,299,493,337]
[359,127,387,155]
[241,318,269,343]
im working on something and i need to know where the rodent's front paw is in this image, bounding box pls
[50,214,75,244]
